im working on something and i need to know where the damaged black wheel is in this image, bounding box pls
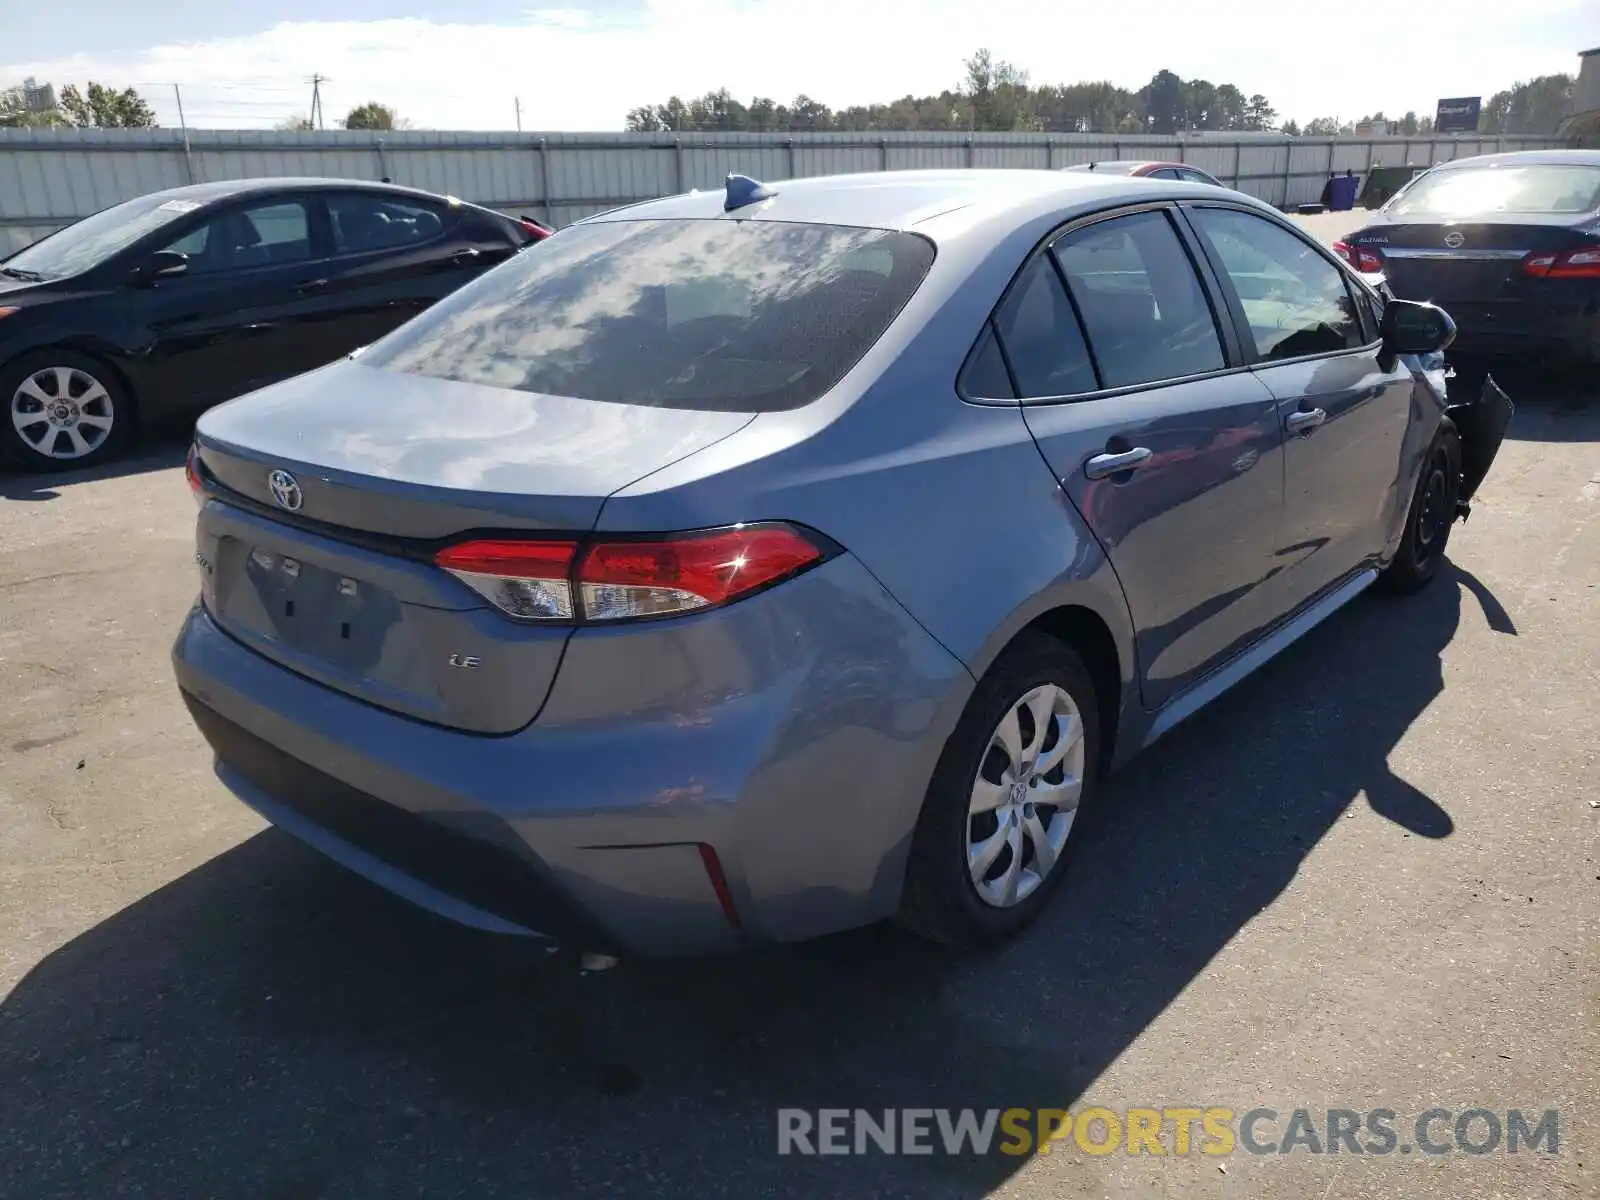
[1380,428,1461,595]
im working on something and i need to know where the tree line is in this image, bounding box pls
[626,52,1579,139]
[0,63,1579,137]
[0,82,157,128]
[0,82,406,132]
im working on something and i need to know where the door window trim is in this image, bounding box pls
[1175,200,1384,369]
[956,200,1256,408]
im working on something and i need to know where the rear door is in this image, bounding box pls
[1182,204,1416,608]
[139,195,332,405]
[304,190,518,353]
[993,206,1288,709]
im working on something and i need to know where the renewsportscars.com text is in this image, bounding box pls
[776,1106,1561,1157]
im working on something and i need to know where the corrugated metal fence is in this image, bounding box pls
[0,127,1563,255]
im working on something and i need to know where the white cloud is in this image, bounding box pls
[3,0,1593,131]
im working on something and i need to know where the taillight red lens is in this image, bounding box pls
[435,539,578,620]
[520,218,551,240]
[1332,241,1382,272]
[185,444,206,503]
[579,524,824,621]
[1523,247,1600,278]
[433,523,828,623]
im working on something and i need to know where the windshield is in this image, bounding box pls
[3,193,203,280]
[1386,164,1600,217]
[362,218,935,412]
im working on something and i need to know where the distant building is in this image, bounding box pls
[2,77,57,113]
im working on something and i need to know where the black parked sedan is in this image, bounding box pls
[1334,150,1600,364]
[1061,160,1226,187]
[0,178,550,469]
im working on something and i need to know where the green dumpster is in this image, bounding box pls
[1361,165,1427,209]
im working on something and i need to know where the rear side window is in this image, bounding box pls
[361,219,934,412]
[960,325,1015,399]
[991,258,1097,398]
[328,192,450,254]
[1052,211,1225,388]
[1188,207,1363,361]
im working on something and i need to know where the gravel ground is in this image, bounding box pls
[0,216,1596,1197]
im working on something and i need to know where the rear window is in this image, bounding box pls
[361,218,935,412]
[1387,164,1600,217]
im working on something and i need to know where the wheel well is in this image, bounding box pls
[1022,605,1123,775]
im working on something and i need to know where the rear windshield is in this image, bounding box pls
[361,218,935,412]
[1386,164,1600,217]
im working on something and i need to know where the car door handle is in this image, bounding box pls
[1285,407,1327,434]
[296,278,329,294]
[451,248,482,264]
[1083,447,1153,480]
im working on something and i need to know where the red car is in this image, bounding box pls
[1062,160,1226,188]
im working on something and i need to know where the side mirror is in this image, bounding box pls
[1380,297,1456,357]
[131,250,189,285]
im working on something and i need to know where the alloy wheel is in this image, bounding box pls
[966,683,1086,908]
[10,365,116,461]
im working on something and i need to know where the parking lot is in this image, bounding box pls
[1,214,1598,1199]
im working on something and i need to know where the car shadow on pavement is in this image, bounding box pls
[0,424,190,500]
[0,565,1503,1198]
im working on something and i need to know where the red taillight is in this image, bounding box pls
[578,525,823,621]
[519,218,551,241]
[433,523,828,623]
[1522,247,1600,278]
[1333,240,1383,273]
[185,444,206,503]
[697,843,743,930]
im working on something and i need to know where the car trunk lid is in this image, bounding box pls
[192,361,754,734]
[1356,216,1594,303]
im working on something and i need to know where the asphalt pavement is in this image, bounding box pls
[0,219,1596,1198]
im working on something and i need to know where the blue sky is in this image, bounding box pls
[2,1,1595,131]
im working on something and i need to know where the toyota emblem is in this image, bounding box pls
[1443,231,1465,249]
[267,469,304,512]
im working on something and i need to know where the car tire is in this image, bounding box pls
[1,350,133,472]
[899,631,1102,948]
[1380,426,1461,596]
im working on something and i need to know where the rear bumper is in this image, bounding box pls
[1439,300,1600,361]
[172,552,971,957]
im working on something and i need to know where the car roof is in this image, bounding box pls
[1430,149,1600,171]
[1062,160,1161,172]
[124,177,472,207]
[581,168,1248,241]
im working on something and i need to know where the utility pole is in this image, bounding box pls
[514,96,522,133]
[309,74,327,131]
[173,83,195,184]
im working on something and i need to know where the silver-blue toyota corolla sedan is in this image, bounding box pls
[173,169,1511,957]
